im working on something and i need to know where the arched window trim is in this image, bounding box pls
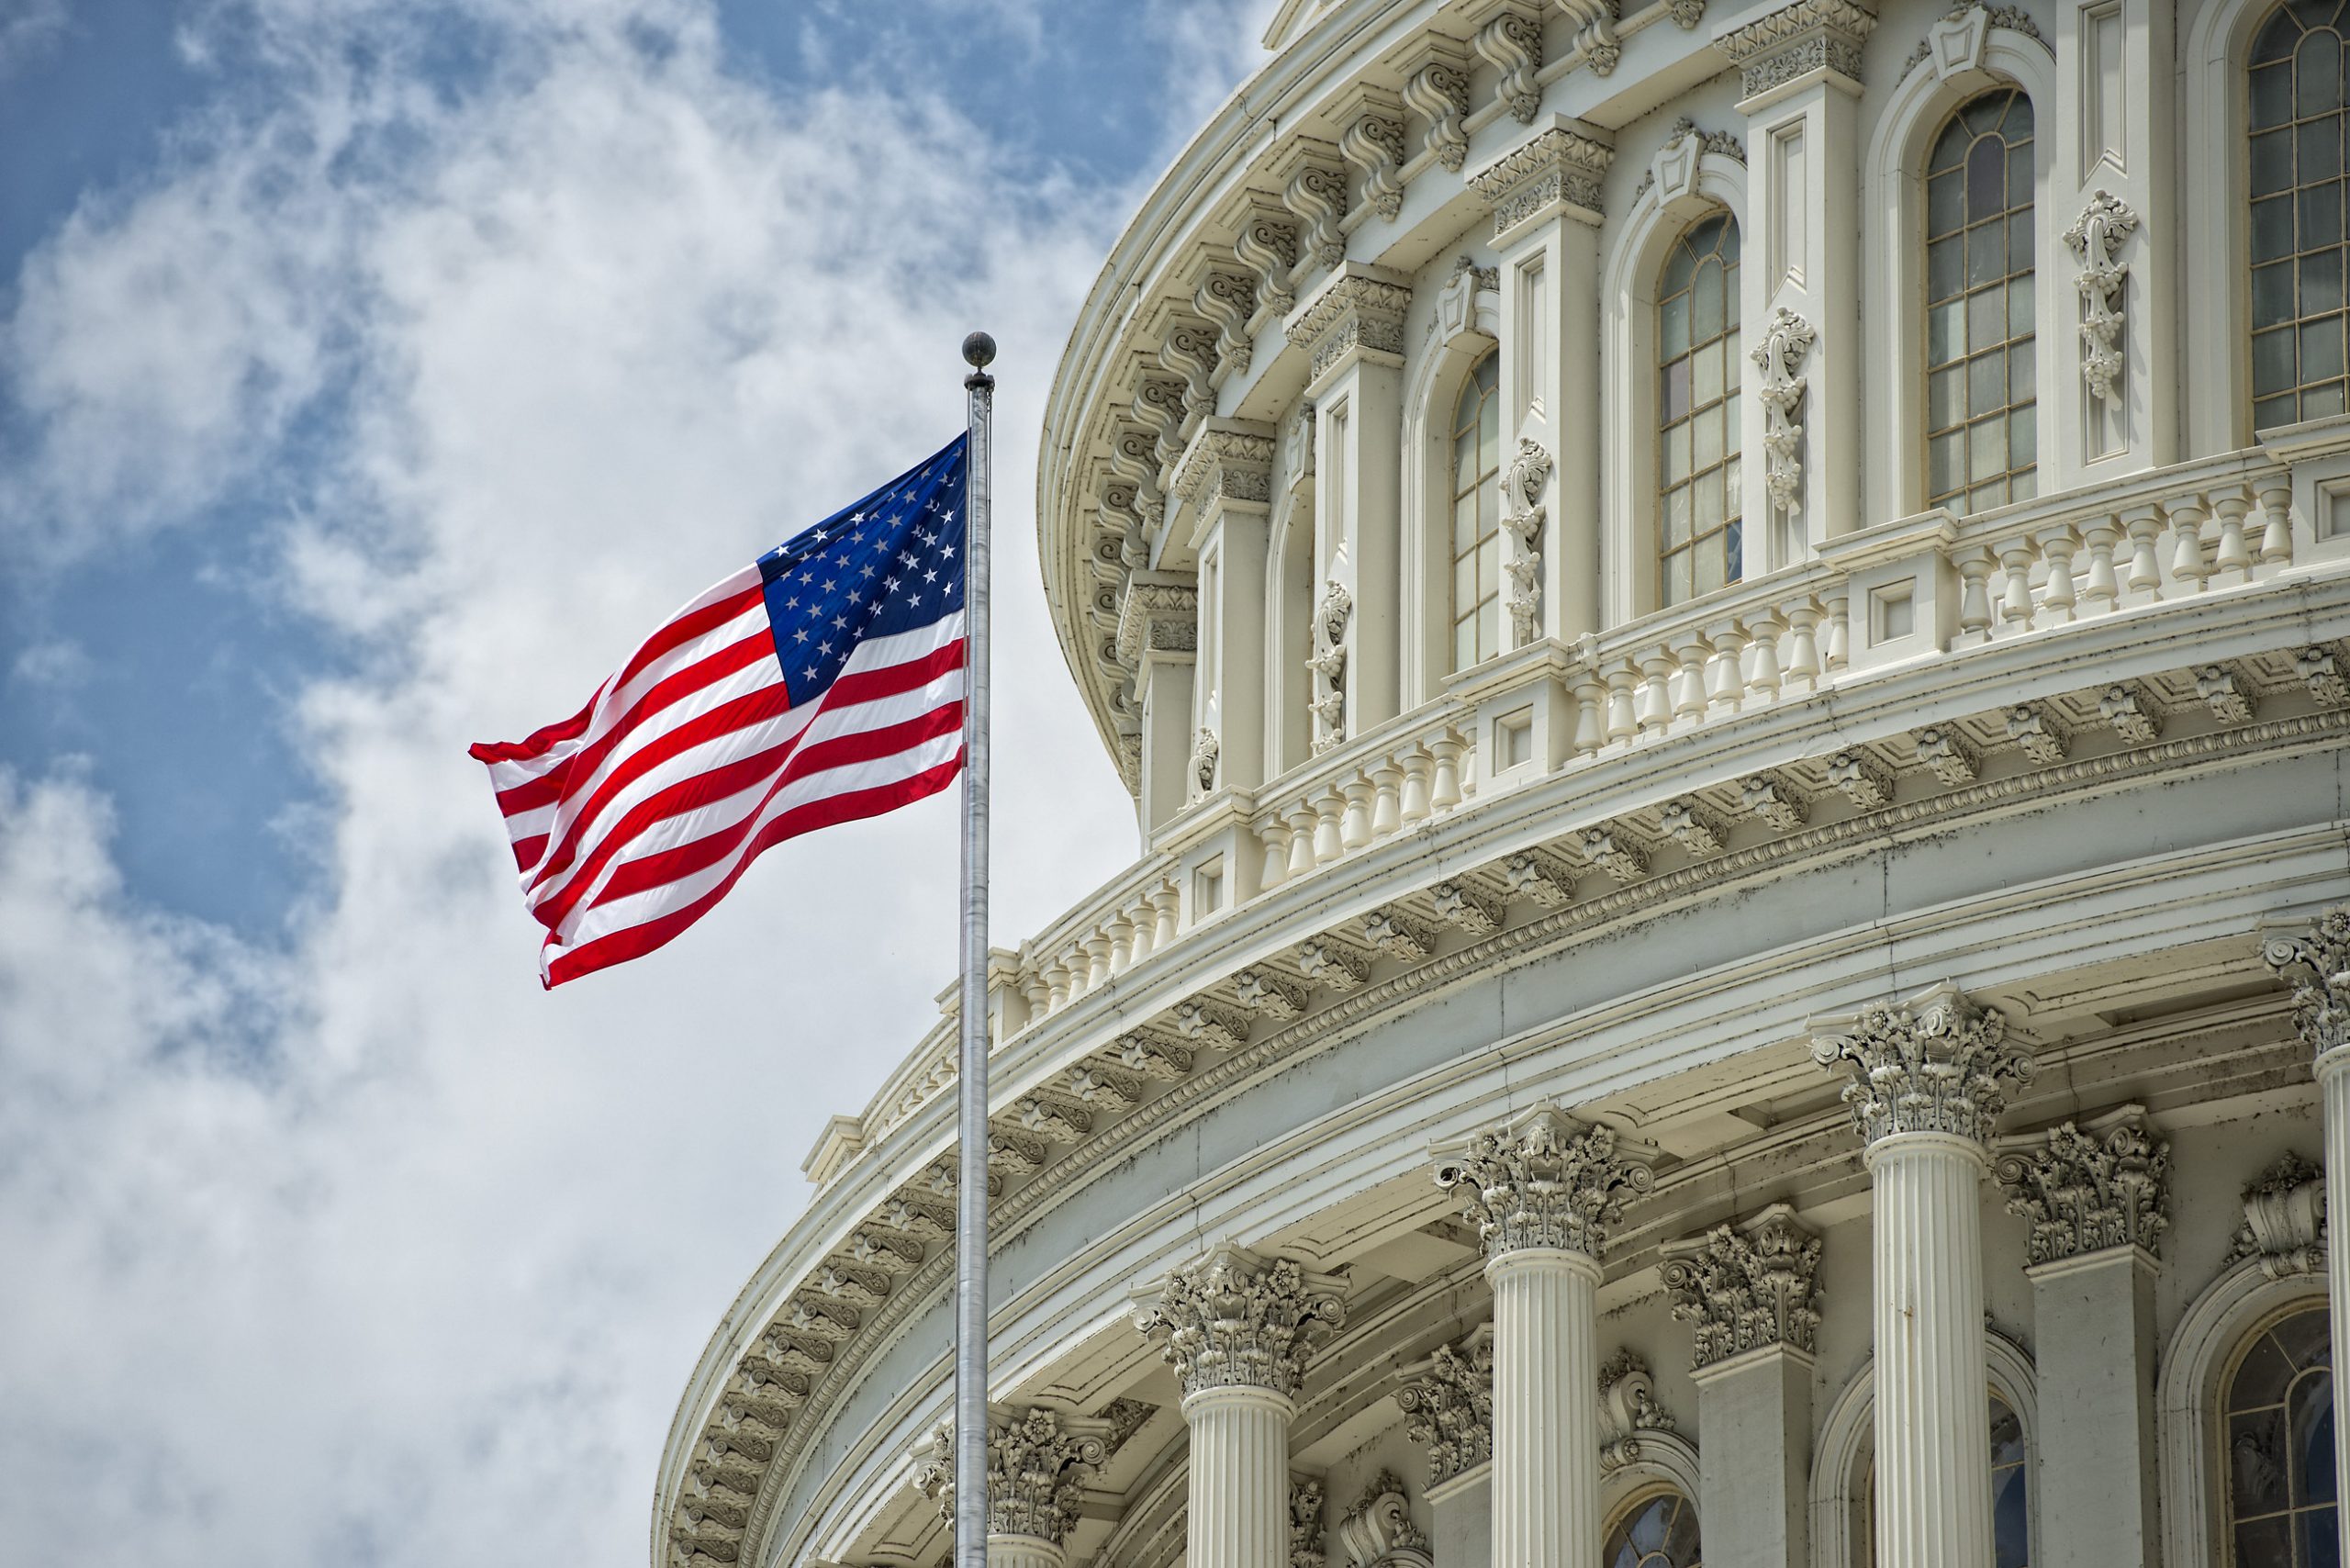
[1602,1428,1704,1531]
[1600,141,1751,627]
[1400,263,1500,705]
[1602,1477,1704,1566]
[1810,1328,2042,1568]
[2158,1253,2331,1568]
[1859,28,2060,522]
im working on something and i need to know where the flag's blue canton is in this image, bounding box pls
[755,434,968,706]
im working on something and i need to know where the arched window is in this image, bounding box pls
[2252,2,2350,430]
[1657,213,1741,607]
[1450,351,1502,669]
[1604,1488,1700,1568]
[1864,1394,2032,1566]
[1923,89,2036,513]
[2223,1304,2336,1562]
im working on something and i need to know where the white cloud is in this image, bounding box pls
[0,1,1270,1565]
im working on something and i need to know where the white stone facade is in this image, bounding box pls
[655,0,2350,1565]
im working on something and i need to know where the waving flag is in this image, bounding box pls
[471,435,969,988]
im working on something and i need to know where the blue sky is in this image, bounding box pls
[0,2,1266,1562]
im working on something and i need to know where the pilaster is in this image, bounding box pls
[1994,1108,2169,1568]
[1434,1109,1652,1568]
[1287,267,1411,736]
[1116,572,1200,833]
[1661,1204,1821,1568]
[1173,420,1279,794]
[2261,907,2350,1537]
[1714,0,1873,563]
[1467,118,1615,643]
[1134,1245,1349,1568]
[1811,982,2032,1568]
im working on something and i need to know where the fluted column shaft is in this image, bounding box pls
[1183,1386,1294,1568]
[1488,1248,1603,1568]
[1867,1131,1993,1568]
[987,1536,1066,1568]
[2322,1047,2350,1520]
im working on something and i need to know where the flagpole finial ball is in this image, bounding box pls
[962,332,997,370]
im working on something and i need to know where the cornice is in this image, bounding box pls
[1465,118,1615,239]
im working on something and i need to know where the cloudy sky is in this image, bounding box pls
[0,1,1269,1561]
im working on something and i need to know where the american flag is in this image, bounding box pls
[470,435,970,988]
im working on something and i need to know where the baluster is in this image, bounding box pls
[1819,589,1851,671]
[1457,729,1478,800]
[1021,969,1051,1023]
[1370,761,1404,838]
[1285,803,1318,879]
[1400,745,1434,823]
[1995,539,2037,632]
[1313,788,1345,863]
[1085,932,1113,989]
[1128,895,1155,961]
[1340,773,1374,851]
[1743,610,1785,700]
[1431,731,1466,809]
[1108,915,1135,973]
[2079,516,2121,615]
[1045,959,1071,1011]
[1782,602,1821,693]
[1572,677,1607,755]
[1636,653,1675,734]
[2166,494,2210,594]
[1605,664,1639,743]
[1670,633,1710,725]
[2121,503,2166,599]
[2211,487,2254,585]
[2258,479,2295,565]
[1257,819,1289,891]
[1705,620,1747,716]
[1955,548,1998,642]
[1154,880,1181,948]
[2035,525,2078,626]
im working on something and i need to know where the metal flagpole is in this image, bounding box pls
[953,330,997,1568]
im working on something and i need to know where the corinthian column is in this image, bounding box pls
[1134,1245,1348,1568]
[1433,1109,1653,1568]
[1811,983,2032,1568]
[912,1405,1113,1568]
[2263,907,2350,1531]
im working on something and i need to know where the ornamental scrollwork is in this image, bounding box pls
[1595,1350,1676,1472]
[2225,1152,2327,1279]
[1311,579,1353,753]
[1659,1205,1824,1366]
[1749,308,1816,518]
[1809,981,2033,1148]
[1393,1326,1494,1486]
[2261,905,2350,1060]
[1190,727,1220,801]
[1503,438,1553,645]
[910,1406,1111,1546]
[1335,1471,1430,1568]
[1432,1109,1655,1260]
[2064,191,2140,405]
[1291,1476,1328,1568]
[1993,1114,2171,1266]
[1133,1245,1348,1401]
[1474,10,1544,123]
[1404,61,1472,173]
[1282,161,1349,272]
[1340,111,1410,222]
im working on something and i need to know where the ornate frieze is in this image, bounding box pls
[2065,192,2141,406]
[1473,9,1545,124]
[1335,1472,1431,1567]
[1285,271,1413,384]
[2226,1152,2328,1279]
[1433,1109,1656,1260]
[1468,126,1614,241]
[1113,576,1199,666]
[2263,905,2350,1059]
[911,1405,1112,1545]
[1750,308,1816,519]
[1393,1326,1494,1486]
[1595,1351,1677,1472]
[1660,1204,1824,1366]
[1502,438,1552,645]
[1712,0,1877,101]
[1809,981,2033,1148]
[1993,1112,2170,1266]
[1134,1244,1349,1401]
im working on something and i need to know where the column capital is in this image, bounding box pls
[1283,265,1412,386]
[1464,116,1614,241]
[1709,0,1876,106]
[1659,1203,1824,1368]
[1432,1107,1655,1261]
[1992,1106,2171,1269]
[2261,905,2350,1063]
[1808,980,2032,1148]
[910,1404,1113,1548]
[1392,1324,1494,1488]
[1132,1243,1348,1403]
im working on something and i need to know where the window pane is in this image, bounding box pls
[1929,364,1963,428]
[1968,222,2006,287]
[2009,209,2036,274]
[2009,406,2038,468]
[2302,31,2344,118]
[1661,292,1690,358]
[1930,429,1963,494]
[1929,233,1964,300]
[1696,532,1729,594]
[1662,358,1690,421]
[1930,298,1964,362]
[1693,338,1724,405]
[1664,484,1691,545]
[1968,134,2008,213]
[2255,263,2298,330]
[1970,349,2006,416]
[2255,127,2299,194]
[1970,417,2006,481]
[2256,195,2298,262]
[2010,339,2036,402]
[2306,316,2348,382]
[1928,168,1964,232]
[2304,179,2345,249]
[2313,379,2350,417]
[1695,470,1723,532]
[1694,403,1724,469]
[1969,286,2007,353]
[2257,324,2301,394]
[2305,116,2344,181]
[2009,273,2035,336]
[2008,140,2034,207]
